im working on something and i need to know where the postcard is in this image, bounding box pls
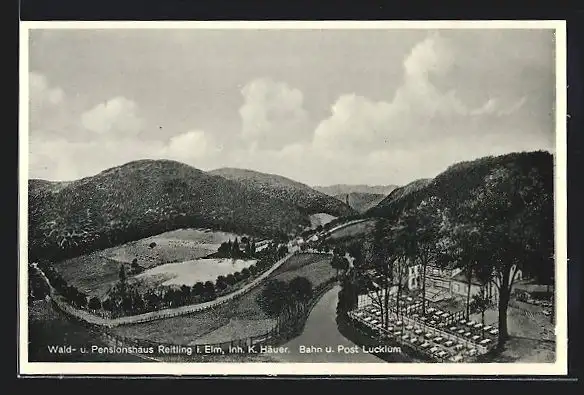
[18,20,567,376]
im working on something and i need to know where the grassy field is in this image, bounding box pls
[52,253,125,299]
[110,253,336,345]
[136,258,257,286]
[308,213,337,228]
[52,228,247,298]
[326,218,376,241]
[102,228,243,266]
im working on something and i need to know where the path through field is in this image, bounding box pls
[271,285,383,362]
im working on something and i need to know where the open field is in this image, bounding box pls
[110,253,336,345]
[308,213,337,228]
[270,253,330,276]
[52,228,247,299]
[136,258,257,287]
[52,253,125,299]
[102,228,244,266]
[326,218,376,241]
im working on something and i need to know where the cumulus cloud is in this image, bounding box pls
[312,33,533,156]
[29,71,65,107]
[239,77,310,149]
[29,72,68,135]
[29,89,222,180]
[29,129,223,181]
[81,97,144,136]
[161,130,222,160]
[28,29,554,185]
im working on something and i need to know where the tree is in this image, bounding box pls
[470,291,490,335]
[180,284,191,304]
[192,282,205,298]
[118,264,127,297]
[355,219,395,330]
[256,279,291,327]
[441,221,489,320]
[88,296,101,311]
[218,242,230,256]
[277,245,289,259]
[232,238,240,258]
[241,267,251,279]
[203,281,216,300]
[131,258,140,273]
[400,198,443,316]
[133,293,145,312]
[474,258,494,330]
[225,274,236,286]
[145,290,160,311]
[447,162,553,346]
[288,276,313,312]
[391,218,417,318]
[216,275,228,291]
[101,298,114,313]
[233,271,243,283]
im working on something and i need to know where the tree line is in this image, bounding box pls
[35,241,289,319]
[339,153,554,348]
[256,276,314,336]
[216,237,257,259]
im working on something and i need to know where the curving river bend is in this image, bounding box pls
[270,285,383,363]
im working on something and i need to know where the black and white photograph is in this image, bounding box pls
[19,21,567,376]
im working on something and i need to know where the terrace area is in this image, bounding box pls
[348,295,498,362]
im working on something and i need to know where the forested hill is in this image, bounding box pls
[208,167,356,217]
[28,160,310,262]
[366,150,554,223]
[333,192,387,214]
[356,150,554,345]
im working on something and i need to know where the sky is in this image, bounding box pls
[27,27,556,186]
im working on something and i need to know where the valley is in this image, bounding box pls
[26,150,556,365]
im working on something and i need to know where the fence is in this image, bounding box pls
[38,251,298,328]
[49,271,339,362]
[347,308,492,359]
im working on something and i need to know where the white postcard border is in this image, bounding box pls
[18,20,568,376]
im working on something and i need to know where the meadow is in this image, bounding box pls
[136,258,257,287]
[308,213,337,228]
[53,228,248,299]
[326,218,376,241]
[110,253,336,345]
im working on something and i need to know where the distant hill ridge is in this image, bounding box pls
[28,159,310,262]
[333,192,387,214]
[314,184,398,197]
[365,150,553,221]
[208,167,356,217]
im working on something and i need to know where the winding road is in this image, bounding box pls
[33,251,296,328]
[271,285,383,362]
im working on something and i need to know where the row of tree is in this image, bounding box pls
[216,237,257,258]
[36,261,92,309]
[95,241,288,318]
[256,276,314,332]
[341,159,554,347]
[36,237,289,318]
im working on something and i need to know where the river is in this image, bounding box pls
[271,285,383,362]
